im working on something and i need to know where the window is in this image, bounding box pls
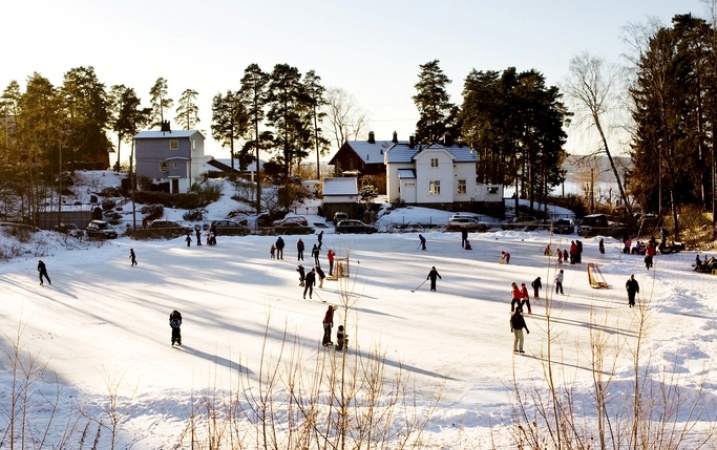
[430,158,439,168]
[487,186,499,194]
[348,157,355,170]
[169,139,179,150]
[429,180,440,195]
[172,162,178,169]
[159,161,168,172]
[457,179,466,194]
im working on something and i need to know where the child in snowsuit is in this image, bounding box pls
[556,247,563,264]
[520,283,532,314]
[129,248,137,266]
[427,266,442,291]
[555,269,564,294]
[336,325,348,351]
[169,310,183,346]
[510,307,529,354]
[270,244,276,259]
[185,234,192,247]
[297,264,306,287]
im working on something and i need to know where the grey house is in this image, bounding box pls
[133,129,208,193]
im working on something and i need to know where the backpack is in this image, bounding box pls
[170,318,181,329]
[531,280,536,288]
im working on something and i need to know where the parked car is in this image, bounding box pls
[553,218,575,234]
[54,223,84,238]
[503,215,539,231]
[445,216,488,232]
[333,212,349,225]
[86,220,118,239]
[256,210,288,227]
[210,219,250,236]
[149,220,192,238]
[578,214,608,237]
[335,219,377,234]
[273,215,308,227]
[274,222,315,235]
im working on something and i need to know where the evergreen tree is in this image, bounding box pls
[149,77,174,129]
[239,63,270,213]
[211,90,249,174]
[109,85,150,171]
[175,88,200,130]
[413,60,456,143]
[303,70,330,179]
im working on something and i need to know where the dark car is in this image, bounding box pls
[86,220,118,239]
[333,212,349,225]
[335,219,377,234]
[554,218,575,234]
[54,223,84,238]
[445,216,488,232]
[210,219,250,236]
[274,222,315,235]
[256,210,289,227]
[149,220,192,238]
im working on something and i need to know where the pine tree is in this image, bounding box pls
[413,60,456,144]
[175,88,200,130]
[239,64,270,213]
[149,77,174,129]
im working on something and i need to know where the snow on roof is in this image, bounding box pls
[397,169,416,178]
[134,130,204,139]
[323,177,358,195]
[385,142,477,164]
[344,140,394,164]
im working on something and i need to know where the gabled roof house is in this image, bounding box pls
[328,131,390,178]
[133,128,209,193]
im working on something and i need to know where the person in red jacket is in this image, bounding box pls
[569,241,578,264]
[520,282,532,314]
[645,242,656,270]
[327,249,336,276]
[510,282,522,312]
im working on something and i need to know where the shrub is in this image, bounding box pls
[183,209,205,221]
[140,204,164,221]
[101,199,116,210]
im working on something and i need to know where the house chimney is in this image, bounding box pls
[161,120,172,133]
[392,131,398,143]
[443,132,453,147]
[409,135,415,148]
[368,131,375,144]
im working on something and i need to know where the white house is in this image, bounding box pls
[321,177,360,219]
[385,142,479,207]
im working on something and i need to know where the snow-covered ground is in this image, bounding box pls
[0,173,715,448]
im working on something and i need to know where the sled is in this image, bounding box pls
[499,257,506,264]
[587,263,608,289]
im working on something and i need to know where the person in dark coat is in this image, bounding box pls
[461,228,468,248]
[297,238,305,261]
[510,307,530,354]
[297,264,306,287]
[209,225,217,245]
[599,238,605,254]
[37,260,51,286]
[322,305,336,346]
[317,231,324,249]
[129,248,137,266]
[575,240,583,263]
[311,244,320,266]
[315,265,325,288]
[336,325,348,351]
[418,234,426,250]
[275,236,285,260]
[626,274,639,307]
[185,233,192,247]
[303,268,316,299]
[531,276,542,298]
[426,266,442,291]
[169,310,183,346]
[195,227,202,246]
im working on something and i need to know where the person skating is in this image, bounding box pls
[317,231,324,249]
[129,248,137,266]
[311,244,320,266]
[195,227,202,246]
[336,325,348,351]
[418,234,426,250]
[297,264,306,287]
[209,225,217,245]
[303,268,316,299]
[562,249,568,264]
[169,310,183,346]
[501,251,510,264]
[531,276,542,298]
[322,305,336,346]
[510,307,530,354]
[275,236,285,260]
[555,269,564,295]
[599,238,605,254]
[569,241,578,264]
[297,238,305,261]
[185,233,192,247]
[461,228,468,248]
[626,274,639,307]
[645,242,656,270]
[520,282,532,314]
[270,244,276,259]
[510,282,522,311]
[556,247,563,264]
[327,249,335,276]
[315,265,325,288]
[37,260,51,286]
[427,266,442,291]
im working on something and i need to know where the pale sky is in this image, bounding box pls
[1,0,708,164]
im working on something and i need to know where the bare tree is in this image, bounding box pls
[323,88,369,150]
[563,52,633,217]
